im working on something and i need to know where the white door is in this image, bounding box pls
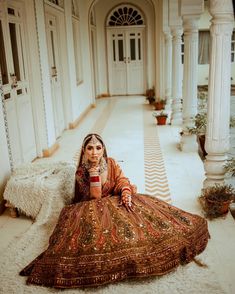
[45,12,65,138]
[107,28,145,95]
[0,0,37,167]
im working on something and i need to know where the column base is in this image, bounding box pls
[179,134,198,152]
[203,154,227,188]
[203,178,225,188]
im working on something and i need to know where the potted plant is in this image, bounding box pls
[187,114,235,160]
[224,157,235,177]
[146,96,156,104]
[146,88,156,104]
[153,111,168,125]
[230,116,235,128]
[199,184,235,219]
[187,113,207,136]
[186,113,207,159]
[197,91,207,112]
[225,158,235,217]
[153,98,166,110]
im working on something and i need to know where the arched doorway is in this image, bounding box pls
[106,4,146,95]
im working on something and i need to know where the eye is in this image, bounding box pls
[87,146,93,150]
[97,146,102,150]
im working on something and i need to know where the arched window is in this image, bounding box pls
[107,5,144,26]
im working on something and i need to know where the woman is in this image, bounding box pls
[20,133,210,288]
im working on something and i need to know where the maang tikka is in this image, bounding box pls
[90,134,99,144]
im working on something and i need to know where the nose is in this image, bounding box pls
[92,148,97,155]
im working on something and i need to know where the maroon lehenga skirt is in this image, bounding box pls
[20,194,209,288]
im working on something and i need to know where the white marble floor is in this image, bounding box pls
[0,96,235,293]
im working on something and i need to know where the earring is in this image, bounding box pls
[82,153,88,165]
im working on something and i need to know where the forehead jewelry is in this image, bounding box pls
[89,134,99,144]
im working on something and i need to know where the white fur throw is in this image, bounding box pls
[3,161,76,221]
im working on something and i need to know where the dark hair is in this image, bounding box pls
[82,133,104,149]
[77,133,108,167]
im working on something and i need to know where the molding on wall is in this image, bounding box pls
[69,104,93,129]
[0,199,6,215]
[42,142,60,157]
[96,93,110,98]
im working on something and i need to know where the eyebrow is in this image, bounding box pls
[86,143,102,147]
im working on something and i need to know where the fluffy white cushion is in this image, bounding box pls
[3,161,76,220]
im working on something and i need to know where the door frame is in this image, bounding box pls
[44,3,66,138]
[0,0,39,166]
[106,26,146,96]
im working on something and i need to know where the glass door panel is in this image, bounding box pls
[0,20,9,85]
[9,22,20,81]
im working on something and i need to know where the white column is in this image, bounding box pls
[180,16,200,152]
[164,31,172,111]
[203,0,234,187]
[171,27,183,125]
[34,0,56,147]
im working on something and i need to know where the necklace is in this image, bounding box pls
[99,157,108,173]
[83,157,107,174]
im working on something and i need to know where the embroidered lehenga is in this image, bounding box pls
[20,135,209,289]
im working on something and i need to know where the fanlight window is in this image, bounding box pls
[107,5,144,26]
[47,0,64,8]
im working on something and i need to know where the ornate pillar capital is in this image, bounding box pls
[164,31,172,42]
[182,15,200,33]
[170,27,183,40]
[209,0,234,17]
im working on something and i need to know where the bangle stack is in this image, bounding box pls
[89,171,101,187]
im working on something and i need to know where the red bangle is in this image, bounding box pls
[90,176,100,182]
[122,187,131,193]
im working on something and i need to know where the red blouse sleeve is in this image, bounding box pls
[73,167,90,203]
[109,158,137,196]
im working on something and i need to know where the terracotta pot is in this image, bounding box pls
[156,116,167,125]
[205,198,231,216]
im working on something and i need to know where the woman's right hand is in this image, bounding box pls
[88,162,100,175]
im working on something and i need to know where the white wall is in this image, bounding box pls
[72,0,94,119]
[197,2,211,86]
[89,0,156,96]
[35,0,56,147]
[63,0,94,122]
[198,2,235,85]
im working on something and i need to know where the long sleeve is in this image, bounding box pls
[73,167,90,203]
[110,158,137,196]
[73,166,102,203]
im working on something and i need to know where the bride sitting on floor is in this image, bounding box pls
[20,133,210,288]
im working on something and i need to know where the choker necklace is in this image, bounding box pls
[83,157,107,174]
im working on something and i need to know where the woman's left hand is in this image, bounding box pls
[120,194,133,212]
